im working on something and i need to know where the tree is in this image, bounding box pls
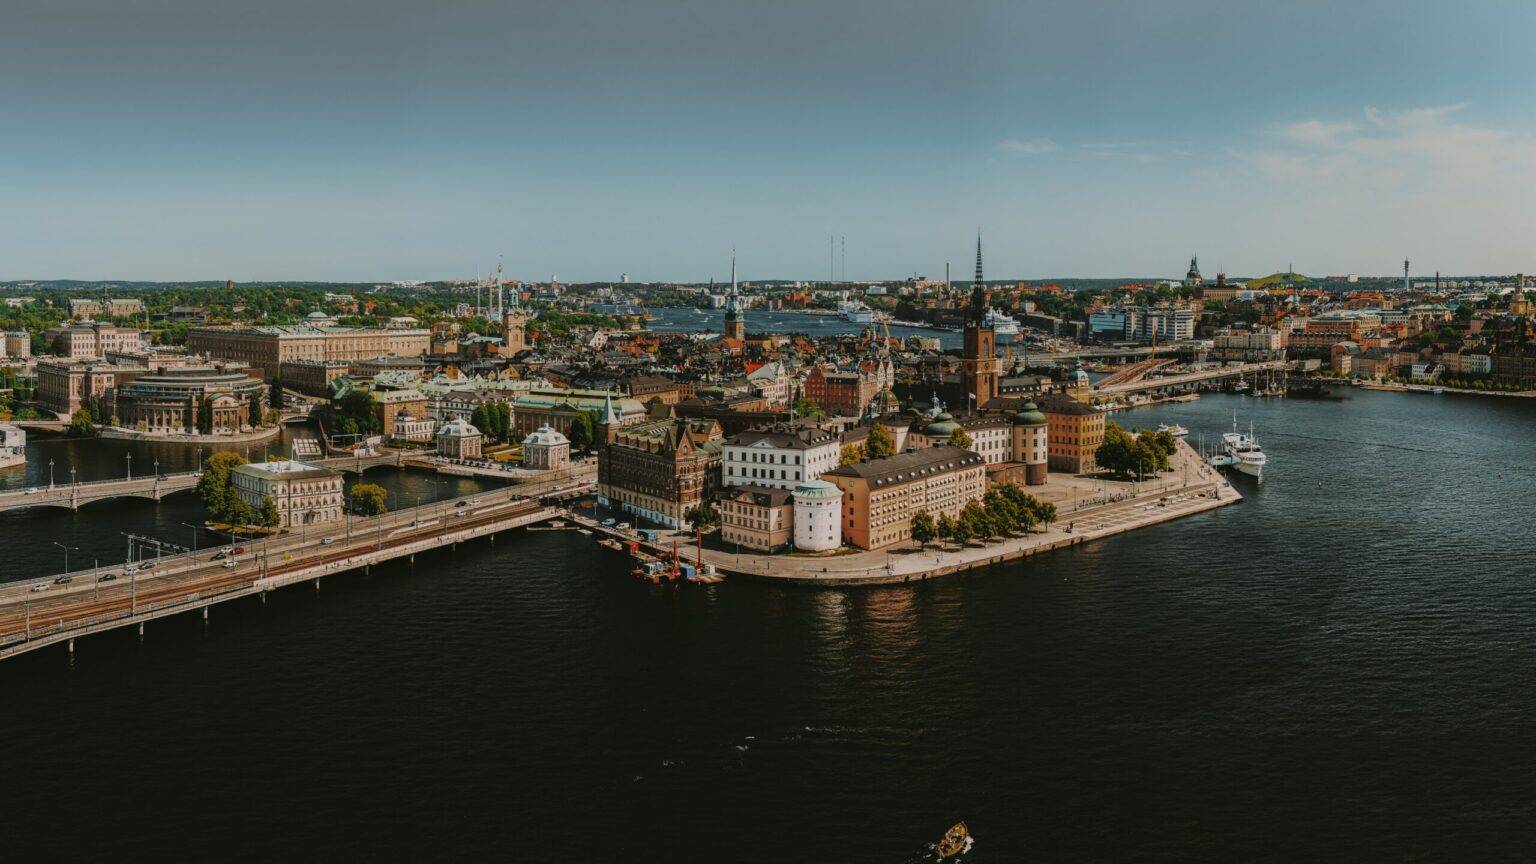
[936,514,957,547]
[950,427,974,450]
[248,393,263,428]
[336,389,381,434]
[197,451,248,523]
[792,397,823,417]
[258,496,281,528]
[1095,421,1141,478]
[961,499,993,543]
[69,408,96,437]
[568,411,595,451]
[228,497,257,529]
[949,511,974,546]
[837,444,863,467]
[910,509,937,549]
[269,378,285,409]
[684,503,720,534]
[350,483,388,516]
[196,396,214,434]
[865,422,896,459]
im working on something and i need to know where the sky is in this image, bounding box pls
[4,0,1536,283]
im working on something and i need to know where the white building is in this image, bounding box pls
[230,460,344,528]
[436,418,483,459]
[0,423,24,469]
[721,425,841,490]
[392,412,436,442]
[522,424,571,471]
[791,480,842,551]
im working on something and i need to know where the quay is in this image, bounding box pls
[0,475,589,661]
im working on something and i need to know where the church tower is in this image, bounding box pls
[961,232,999,409]
[501,299,527,356]
[723,251,746,341]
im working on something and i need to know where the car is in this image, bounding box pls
[455,500,468,507]
[211,551,227,561]
[23,488,39,495]
[602,518,617,527]
[220,546,234,554]
[29,583,46,592]
[53,575,73,584]
[124,565,139,576]
[138,561,154,570]
[233,546,246,554]
[98,573,118,582]
[222,560,236,568]
[320,537,335,545]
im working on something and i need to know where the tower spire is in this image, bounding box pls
[974,229,984,286]
[730,249,737,295]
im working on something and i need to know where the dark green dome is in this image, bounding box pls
[1013,400,1047,426]
[924,411,960,437]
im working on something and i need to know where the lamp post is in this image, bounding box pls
[52,541,77,580]
[180,522,201,553]
[49,459,54,490]
[126,452,132,481]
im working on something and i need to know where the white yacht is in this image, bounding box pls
[1213,414,1266,481]
[839,300,876,324]
[0,423,24,470]
[983,307,1021,343]
[1157,423,1189,438]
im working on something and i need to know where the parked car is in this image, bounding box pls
[53,575,73,585]
[222,560,236,569]
[138,561,154,570]
[233,546,246,555]
[320,537,334,545]
[98,573,117,582]
[455,500,468,507]
[124,565,139,576]
[23,488,39,495]
[211,551,227,561]
[29,583,46,592]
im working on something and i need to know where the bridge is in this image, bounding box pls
[0,476,589,661]
[1093,360,1292,396]
[1095,358,1176,389]
[1021,342,1205,363]
[0,452,412,514]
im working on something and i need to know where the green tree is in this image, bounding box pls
[336,389,381,434]
[350,483,388,516]
[950,427,974,450]
[248,393,263,428]
[568,411,595,451]
[1095,421,1141,478]
[961,499,993,543]
[196,397,215,434]
[936,513,957,547]
[949,511,974,546]
[269,378,285,409]
[69,408,96,437]
[865,422,896,459]
[910,509,937,549]
[792,397,823,417]
[258,496,281,528]
[684,503,720,534]
[228,497,257,529]
[197,451,248,522]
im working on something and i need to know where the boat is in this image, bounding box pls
[1215,413,1266,481]
[982,308,1021,343]
[1157,423,1189,438]
[0,423,24,470]
[933,822,972,859]
[838,300,877,324]
[1232,379,1251,394]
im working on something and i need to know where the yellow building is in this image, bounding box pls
[1041,397,1105,474]
[821,446,986,550]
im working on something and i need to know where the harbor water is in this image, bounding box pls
[4,391,1536,861]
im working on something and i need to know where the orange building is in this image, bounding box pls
[821,446,986,550]
[1041,397,1105,474]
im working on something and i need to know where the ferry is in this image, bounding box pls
[1208,414,1266,481]
[839,300,877,324]
[983,308,1021,343]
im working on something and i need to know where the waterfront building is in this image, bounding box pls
[1041,397,1105,474]
[719,485,794,552]
[369,389,429,438]
[187,324,430,381]
[280,359,353,396]
[35,359,143,416]
[0,423,24,469]
[390,413,436,442]
[230,460,344,528]
[522,424,571,470]
[1011,400,1049,486]
[1211,328,1285,363]
[791,480,843,551]
[1087,305,1195,343]
[822,446,986,550]
[436,417,484,460]
[597,416,723,528]
[113,366,265,434]
[43,322,148,359]
[721,424,841,490]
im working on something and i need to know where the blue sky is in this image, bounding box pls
[5,0,1535,282]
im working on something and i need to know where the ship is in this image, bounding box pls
[1157,423,1189,438]
[1208,413,1266,481]
[982,307,1021,343]
[933,822,973,859]
[839,300,877,324]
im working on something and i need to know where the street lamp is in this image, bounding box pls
[52,541,77,579]
[49,459,54,490]
[180,522,201,552]
[126,452,132,481]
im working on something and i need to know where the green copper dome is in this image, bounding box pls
[1013,400,1047,426]
[924,411,960,437]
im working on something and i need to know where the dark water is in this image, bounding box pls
[6,392,1536,861]
[648,306,965,349]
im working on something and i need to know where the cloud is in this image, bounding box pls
[995,138,1058,156]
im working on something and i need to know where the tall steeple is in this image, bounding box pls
[974,230,984,286]
[962,230,998,409]
[723,249,745,341]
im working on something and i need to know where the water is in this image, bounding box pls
[5,392,1536,861]
[647,306,965,349]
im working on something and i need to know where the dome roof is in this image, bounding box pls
[791,480,842,502]
[437,417,480,437]
[1012,400,1047,426]
[522,423,570,447]
[924,411,961,437]
[306,310,331,320]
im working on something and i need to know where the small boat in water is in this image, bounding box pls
[1157,423,1189,438]
[933,822,972,859]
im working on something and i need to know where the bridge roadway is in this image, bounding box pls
[1093,360,1292,396]
[1021,342,1204,362]
[0,475,592,661]
[0,452,407,513]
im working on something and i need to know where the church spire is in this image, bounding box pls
[974,230,984,286]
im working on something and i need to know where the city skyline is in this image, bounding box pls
[6,0,1536,281]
